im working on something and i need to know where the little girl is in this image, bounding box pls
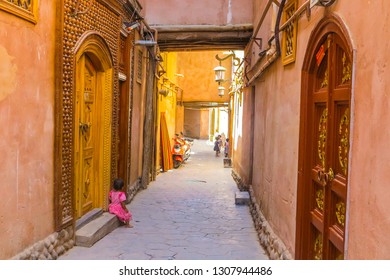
[108,178,133,228]
[224,138,229,158]
[213,135,221,156]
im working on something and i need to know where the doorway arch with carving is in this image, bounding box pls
[73,32,114,219]
[296,15,353,260]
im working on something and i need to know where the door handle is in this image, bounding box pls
[324,167,334,183]
[79,122,91,134]
[317,167,334,184]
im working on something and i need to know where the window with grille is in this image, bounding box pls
[0,0,38,24]
[282,0,297,65]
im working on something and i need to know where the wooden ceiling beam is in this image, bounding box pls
[151,24,253,51]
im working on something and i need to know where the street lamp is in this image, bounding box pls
[213,65,226,83]
[213,51,241,97]
[217,86,225,97]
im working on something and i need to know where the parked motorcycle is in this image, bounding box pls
[172,133,192,168]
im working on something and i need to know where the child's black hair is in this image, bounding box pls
[113,178,124,191]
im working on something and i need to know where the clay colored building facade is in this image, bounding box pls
[232,0,390,259]
[0,0,154,259]
[0,0,57,259]
[3,0,390,261]
[53,0,150,257]
[176,51,232,140]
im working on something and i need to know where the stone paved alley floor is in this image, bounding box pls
[59,140,269,260]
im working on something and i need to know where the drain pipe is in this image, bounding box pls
[246,0,286,86]
[244,0,273,82]
[274,0,286,57]
[249,0,274,50]
[268,0,311,45]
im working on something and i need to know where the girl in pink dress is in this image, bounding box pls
[108,178,133,228]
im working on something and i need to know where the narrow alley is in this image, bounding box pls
[59,140,269,260]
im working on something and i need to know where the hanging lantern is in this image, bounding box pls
[218,86,225,97]
[213,65,226,83]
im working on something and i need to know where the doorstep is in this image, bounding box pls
[235,191,250,205]
[75,211,121,247]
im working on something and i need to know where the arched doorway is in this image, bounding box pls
[296,15,353,259]
[74,33,113,219]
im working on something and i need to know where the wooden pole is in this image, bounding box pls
[141,49,156,189]
[151,66,158,181]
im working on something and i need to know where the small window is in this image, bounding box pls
[282,0,297,65]
[0,0,38,24]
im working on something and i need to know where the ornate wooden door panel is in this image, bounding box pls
[75,55,99,218]
[300,31,352,259]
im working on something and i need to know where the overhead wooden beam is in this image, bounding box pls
[183,101,229,109]
[151,24,253,33]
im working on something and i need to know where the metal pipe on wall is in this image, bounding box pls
[246,0,312,86]
[246,0,274,54]
[246,0,286,86]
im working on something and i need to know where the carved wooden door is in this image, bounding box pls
[300,32,352,259]
[75,55,99,218]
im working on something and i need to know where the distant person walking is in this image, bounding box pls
[224,138,229,157]
[213,135,222,156]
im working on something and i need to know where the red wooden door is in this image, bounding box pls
[297,25,352,259]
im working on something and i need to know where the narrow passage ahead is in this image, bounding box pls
[60,140,268,260]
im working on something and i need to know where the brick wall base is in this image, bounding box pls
[12,226,74,260]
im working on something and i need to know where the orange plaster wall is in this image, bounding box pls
[144,0,252,26]
[238,3,330,256]
[174,51,233,141]
[231,87,254,185]
[183,108,209,139]
[238,0,390,259]
[184,108,201,138]
[176,51,232,103]
[0,1,56,259]
[234,1,330,257]
[199,109,210,139]
[289,1,390,259]
[335,0,390,259]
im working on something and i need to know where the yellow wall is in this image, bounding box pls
[155,50,236,168]
[156,52,182,171]
[156,51,237,143]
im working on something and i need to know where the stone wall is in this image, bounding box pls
[12,226,74,260]
[231,169,249,191]
[126,177,142,203]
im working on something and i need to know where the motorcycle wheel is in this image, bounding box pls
[173,160,181,169]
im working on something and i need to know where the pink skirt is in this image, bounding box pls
[108,204,132,223]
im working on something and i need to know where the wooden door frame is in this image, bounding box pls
[295,14,353,259]
[117,33,133,187]
[73,32,114,216]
